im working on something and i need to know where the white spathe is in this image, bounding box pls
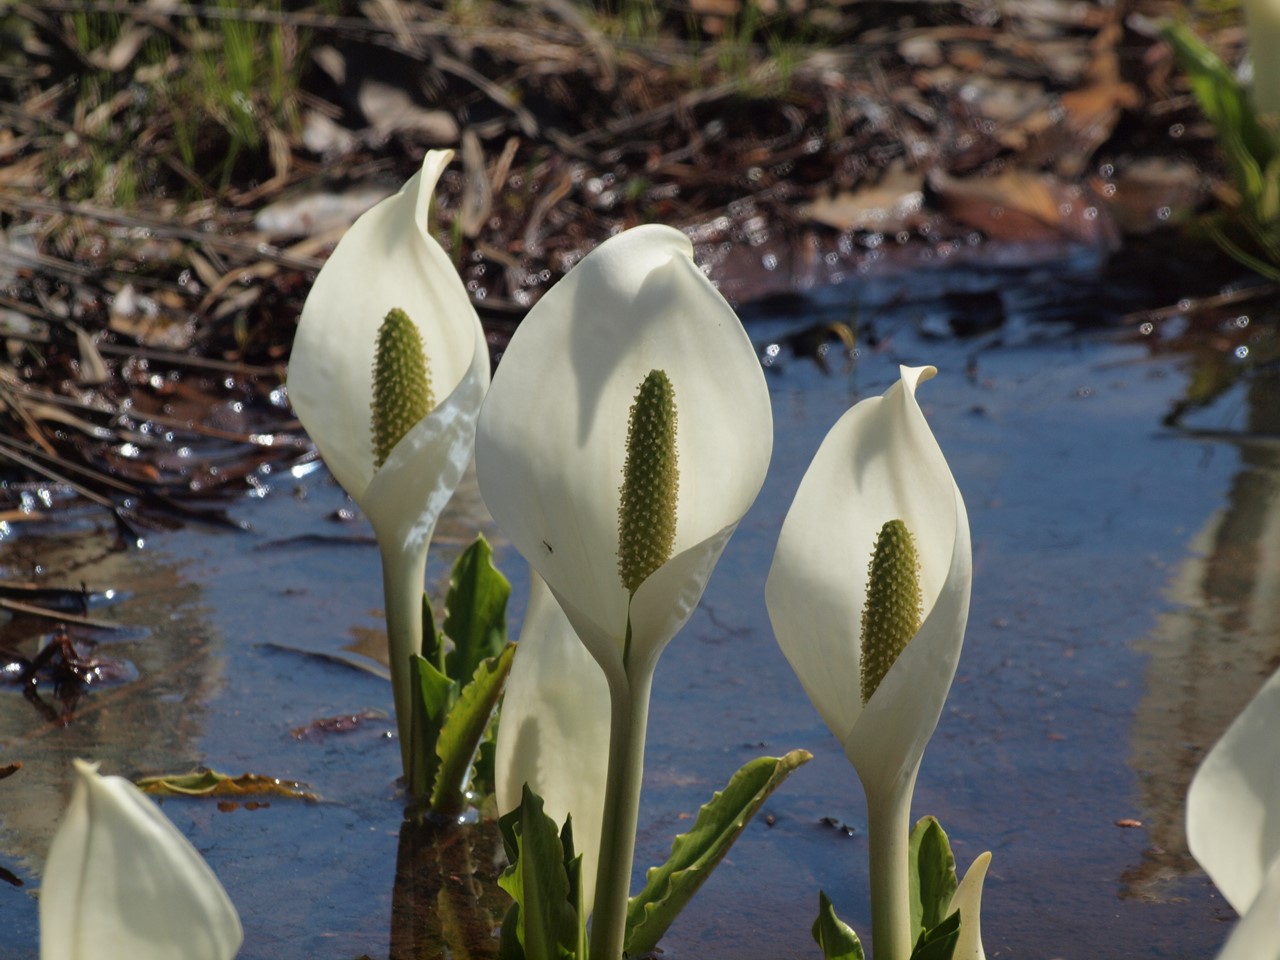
[41,760,242,960]
[1187,663,1280,916]
[1243,0,1280,116]
[1216,852,1280,960]
[288,149,489,557]
[949,852,992,960]
[766,365,971,791]
[494,572,612,912]
[475,223,773,687]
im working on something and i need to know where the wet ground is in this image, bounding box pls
[2,247,1278,959]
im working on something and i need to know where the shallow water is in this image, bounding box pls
[2,251,1276,959]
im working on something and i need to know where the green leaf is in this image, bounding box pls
[422,591,444,669]
[471,730,500,810]
[407,653,455,810]
[624,749,812,956]
[811,891,865,960]
[1161,23,1276,172]
[496,785,584,960]
[909,909,960,960]
[444,535,511,684]
[909,816,958,939]
[431,644,517,818]
[560,816,589,960]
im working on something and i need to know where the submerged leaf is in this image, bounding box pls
[624,749,812,956]
[135,769,318,802]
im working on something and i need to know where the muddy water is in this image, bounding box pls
[1,252,1275,959]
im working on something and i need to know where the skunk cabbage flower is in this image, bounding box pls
[288,150,490,776]
[766,366,972,960]
[41,760,242,960]
[1187,663,1280,940]
[476,224,772,958]
[494,573,611,912]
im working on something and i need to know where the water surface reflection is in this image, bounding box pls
[0,271,1273,959]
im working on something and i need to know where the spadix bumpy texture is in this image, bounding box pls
[860,519,923,706]
[618,369,679,597]
[371,307,434,470]
[41,760,242,960]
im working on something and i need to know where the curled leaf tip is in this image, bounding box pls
[618,369,679,595]
[860,518,923,705]
[371,307,434,469]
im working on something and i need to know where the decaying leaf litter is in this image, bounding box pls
[0,0,1257,539]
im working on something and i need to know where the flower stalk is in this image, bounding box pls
[590,665,656,960]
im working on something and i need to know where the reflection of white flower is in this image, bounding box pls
[476,223,772,956]
[1187,663,1280,959]
[288,150,490,775]
[41,760,242,960]
[767,366,973,960]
